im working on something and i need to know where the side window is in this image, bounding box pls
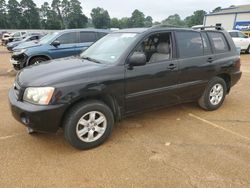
[238,32,247,38]
[201,32,212,55]
[56,32,78,44]
[80,32,96,43]
[30,36,37,40]
[133,32,172,64]
[229,32,238,38]
[175,31,203,58]
[13,32,21,37]
[208,32,229,53]
[21,32,26,36]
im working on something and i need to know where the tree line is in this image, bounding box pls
[0,0,222,30]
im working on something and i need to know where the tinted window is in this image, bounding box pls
[201,32,212,55]
[229,32,238,38]
[21,32,26,35]
[176,31,203,58]
[80,32,96,43]
[208,32,229,53]
[56,32,78,44]
[30,36,38,40]
[97,32,108,39]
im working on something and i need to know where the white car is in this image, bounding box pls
[228,30,250,54]
[1,33,10,46]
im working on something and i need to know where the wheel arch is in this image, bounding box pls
[60,94,121,127]
[27,54,52,66]
[216,73,231,93]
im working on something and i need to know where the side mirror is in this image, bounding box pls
[51,40,60,47]
[129,52,146,66]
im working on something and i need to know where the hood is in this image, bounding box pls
[7,41,21,47]
[13,41,41,51]
[17,57,107,87]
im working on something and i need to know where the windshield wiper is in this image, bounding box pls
[82,56,101,64]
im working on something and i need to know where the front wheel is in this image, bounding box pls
[198,77,227,111]
[63,100,114,150]
[28,57,48,66]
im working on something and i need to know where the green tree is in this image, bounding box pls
[91,7,110,29]
[20,0,40,29]
[144,16,153,27]
[119,17,129,28]
[128,9,145,27]
[110,17,120,28]
[40,2,61,29]
[162,14,185,26]
[7,0,22,29]
[0,0,8,28]
[67,0,87,28]
[185,10,206,27]
[212,6,221,13]
[51,0,64,28]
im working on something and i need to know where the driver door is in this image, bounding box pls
[124,32,179,114]
[49,32,79,59]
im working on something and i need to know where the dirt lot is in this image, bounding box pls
[0,46,250,187]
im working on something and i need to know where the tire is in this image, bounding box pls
[28,57,48,66]
[246,45,250,54]
[63,100,114,150]
[198,77,227,111]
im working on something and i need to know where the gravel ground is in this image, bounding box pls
[0,46,250,187]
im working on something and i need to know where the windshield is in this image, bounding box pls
[80,33,139,63]
[39,32,58,44]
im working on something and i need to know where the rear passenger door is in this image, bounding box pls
[176,31,215,102]
[49,32,79,59]
[75,32,97,54]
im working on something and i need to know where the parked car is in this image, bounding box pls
[10,29,110,70]
[8,31,28,43]
[9,26,242,150]
[1,33,10,46]
[0,30,8,39]
[7,34,44,51]
[228,30,250,53]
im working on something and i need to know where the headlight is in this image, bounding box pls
[23,87,55,105]
[13,49,26,56]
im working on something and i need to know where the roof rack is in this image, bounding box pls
[192,25,224,31]
[151,24,186,29]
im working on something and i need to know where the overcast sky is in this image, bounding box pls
[35,0,250,21]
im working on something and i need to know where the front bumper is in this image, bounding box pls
[9,87,67,133]
[7,46,13,51]
[10,53,28,70]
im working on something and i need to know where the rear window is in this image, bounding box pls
[80,32,96,43]
[175,31,203,58]
[207,32,229,53]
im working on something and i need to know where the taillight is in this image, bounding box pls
[235,58,241,70]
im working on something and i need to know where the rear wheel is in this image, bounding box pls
[28,57,48,66]
[198,77,227,111]
[63,100,114,150]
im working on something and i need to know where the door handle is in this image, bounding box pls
[167,63,177,70]
[207,57,214,63]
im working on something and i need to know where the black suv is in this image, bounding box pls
[9,26,242,150]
